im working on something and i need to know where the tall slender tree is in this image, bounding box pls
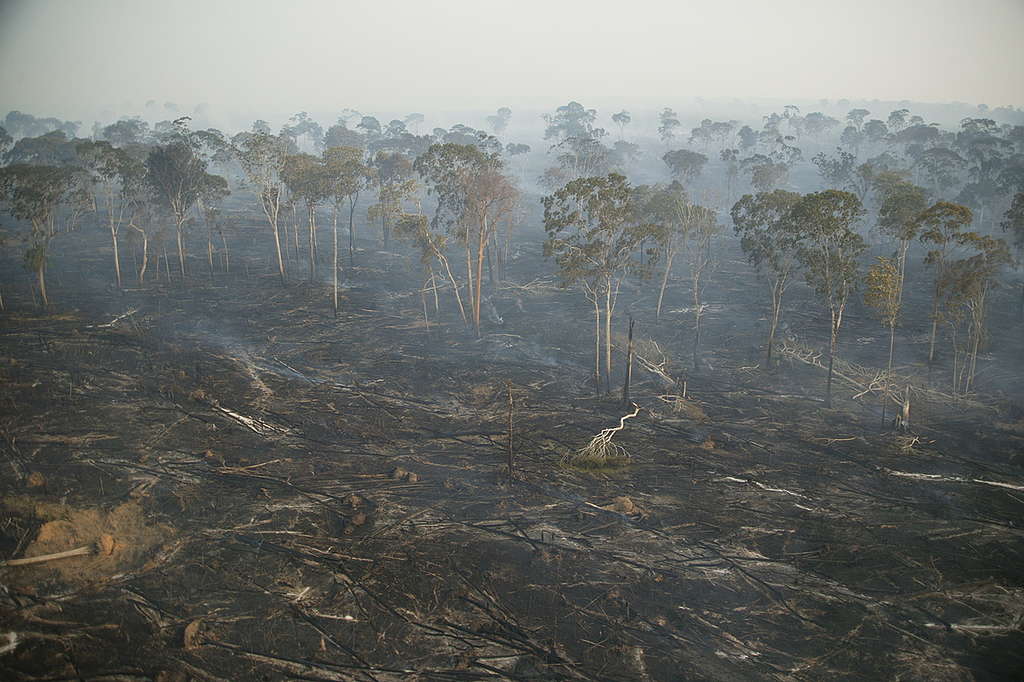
[730,189,803,368]
[543,173,651,394]
[792,190,866,407]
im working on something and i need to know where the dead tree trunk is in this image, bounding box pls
[622,317,635,406]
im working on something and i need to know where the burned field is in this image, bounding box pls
[2,226,1024,681]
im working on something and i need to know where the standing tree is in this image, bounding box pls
[145,139,209,278]
[611,110,631,140]
[486,107,512,136]
[662,149,708,186]
[543,174,650,394]
[658,108,681,146]
[197,173,230,278]
[874,177,928,361]
[232,128,294,284]
[917,201,974,367]
[76,140,146,288]
[414,143,517,333]
[323,146,370,308]
[938,236,1011,393]
[641,182,686,319]
[792,190,866,407]
[0,164,90,306]
[863,256,901,423]
[369,151,415,250]
[681,202,719,370]
[730,189,803,368]
[282,153,331,282]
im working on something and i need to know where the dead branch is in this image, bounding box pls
[564,403,641,467]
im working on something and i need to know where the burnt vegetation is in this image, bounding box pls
[2,101,1024,680]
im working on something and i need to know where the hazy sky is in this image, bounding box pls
[1,0,1022,124]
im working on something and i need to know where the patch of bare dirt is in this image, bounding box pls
[2,497,174,588]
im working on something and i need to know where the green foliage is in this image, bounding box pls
[662,149,707,185]
[1001,191,1024,255]
[542,173,652,290]
[730,190,802,277]
[658,108,681,144]
[791,190,866,320]
[414,143,500,237]
[543,102,600,141]
[876,178,927,243]
[864,256,901,328]
[145,141,207,222]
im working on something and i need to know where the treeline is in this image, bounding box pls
[1,102,1022,405]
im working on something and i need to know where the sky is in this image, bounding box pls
[0,0,1022,126]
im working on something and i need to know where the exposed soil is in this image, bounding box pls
[1,215,1023,680]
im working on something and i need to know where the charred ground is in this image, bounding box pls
[2,215,1024,681]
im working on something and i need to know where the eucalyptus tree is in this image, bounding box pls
[741,154,789,192]
[282,112,324,153]
[369,151,415,250]
[384,120,407,138]
[0,164,91,306]
[232,127,294,283]
[544,135,612,188]
[414,143,517,332]
[721,149,740,202]
[662,149,707,186]
[543,101,600,141]
[198,174,230,277]
[737,125,758,151]
[730,189,803,368]
[846,109,870,131]
[486,107,512,136]
[938,236,1011,393]
[680,202,719,370]
[282,153,332,281]
[658,108,681,146]
[403,113,425,135]
[393,212,468,326]
[791,190,866,407]
[5,130,79,166]
[887,109,910,133]
[803,112,840,138]
[100,118,150,147]
[638,183,683,319]
[863,256,901,422]
[145,138,212,278]
[812,148,856,190]
[1003,191,1024,257]
[323,120,366,150]
[543,173,651,394]
[863,120,889,151]
[875,177,927,309]
[917,201,974,366]
[611,110,631,139]
[76,140,146,287]
[323,146,371,277]
[915,147,967,197]
[357,116,382,139]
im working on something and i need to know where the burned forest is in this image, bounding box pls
[2,2,1024,680]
